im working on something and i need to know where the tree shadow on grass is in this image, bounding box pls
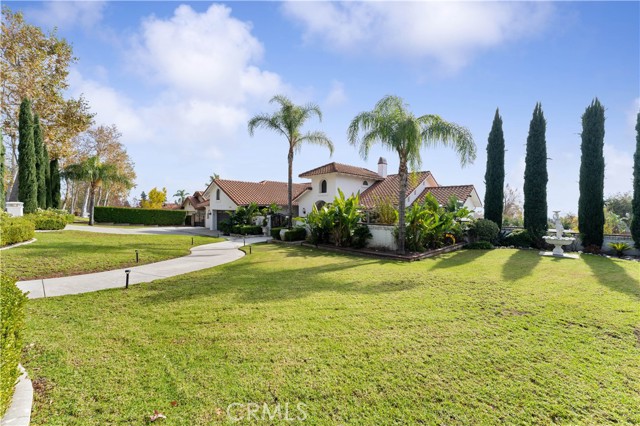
[428,249,492,270]
[582,254,639,300]
[139,246,419,305]
[501,249,541,281]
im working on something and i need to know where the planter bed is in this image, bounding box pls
[290,241,466,261]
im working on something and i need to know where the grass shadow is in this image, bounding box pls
[582,254,639,300]
[140,246,415,305]
[429,248,492,270]
[501,249,541,281]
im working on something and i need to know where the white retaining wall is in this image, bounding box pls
[368,224,397,251]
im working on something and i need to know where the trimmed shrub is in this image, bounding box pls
[232,225,262,235]
[94,207,186,226]
[0,216,35,247]
[24,213,66,230]
[283,227,307,241]
[0,275,27,417]
[24,209,72,230]
[471,219,500,243]
[502,229,533,248]
[466,241,494,250]
[271,227,283,240]
[352,225,372,249]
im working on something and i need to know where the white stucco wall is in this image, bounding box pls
[368,224,397,251]
[204,183,238,230]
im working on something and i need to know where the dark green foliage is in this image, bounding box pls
[270,227,283,240]
[17,98,37,213]
[44,143,51,208]
[283,227,307,241]
[50,159,61,209]
[0,216,35,246]
[523,103,548,241]
[231,225,262,235]
[0,133,5,210]
[471,219,500,243]
[578,99,606,248]
[351,225,372,249]
[484,108,505,228]
[33,114,47,208]
[632,112,640,248]
[93,207,186,226]
[502,229,533,248]
[465,241,494,250]
[0,275,28,417]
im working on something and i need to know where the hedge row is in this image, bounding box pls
[271,227,284,240]
[0,217,35,247]
[231,225,263,235]
[283,227,307,241]
[94,207,187,226]
[0,275,27,417]
[24,214,66,230]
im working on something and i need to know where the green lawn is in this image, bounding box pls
[2,231,223,280]
[23,245,639,425]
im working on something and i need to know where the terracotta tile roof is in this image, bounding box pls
[215,179,311,206]
[360,172,433,208]
[181,191,209,210]
[162,203,181,210]
[414,185,476,206]
[299,162,382,180]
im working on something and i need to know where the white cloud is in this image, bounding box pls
[325,81,347,106]
[26,1,106,30]
[131,4,283,104]
[282,1,553,70]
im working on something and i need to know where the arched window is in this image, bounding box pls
[320,180,327,193]
[363,181,368,186]
[216,189,220,200]
[315,200,326,210]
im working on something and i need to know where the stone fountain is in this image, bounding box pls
[540,211,577,259]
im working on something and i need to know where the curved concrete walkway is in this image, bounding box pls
[17,236,269,299]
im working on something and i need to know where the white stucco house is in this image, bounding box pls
[194,157,481,231]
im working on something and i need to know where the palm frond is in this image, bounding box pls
[296,131,334,156]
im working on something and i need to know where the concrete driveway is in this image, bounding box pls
[64,224,221,236]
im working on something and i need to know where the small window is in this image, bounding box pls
[363,181,368,186]
[320,180,327,193]
[216,189,220,200]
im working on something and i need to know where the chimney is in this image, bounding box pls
[378,157,387,178]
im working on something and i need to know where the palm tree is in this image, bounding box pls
[173,189,190,204]
[348,95,476,254]
[64,156,131,226]
[248,95,334,227]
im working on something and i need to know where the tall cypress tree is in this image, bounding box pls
[50,158,61,209]
[631,112,640,248]
[18,98,38,213]
[0,132,5,210]
[484,108,505,228]
[44,143,52,208]
[523,103,548,242]
[33,113,47,209]
[578,99,606,248]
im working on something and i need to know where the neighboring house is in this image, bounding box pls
[202,179,310,230]
[181,191,209,227]
[184,157,481,230]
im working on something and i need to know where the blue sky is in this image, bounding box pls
[9,1,640,214]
